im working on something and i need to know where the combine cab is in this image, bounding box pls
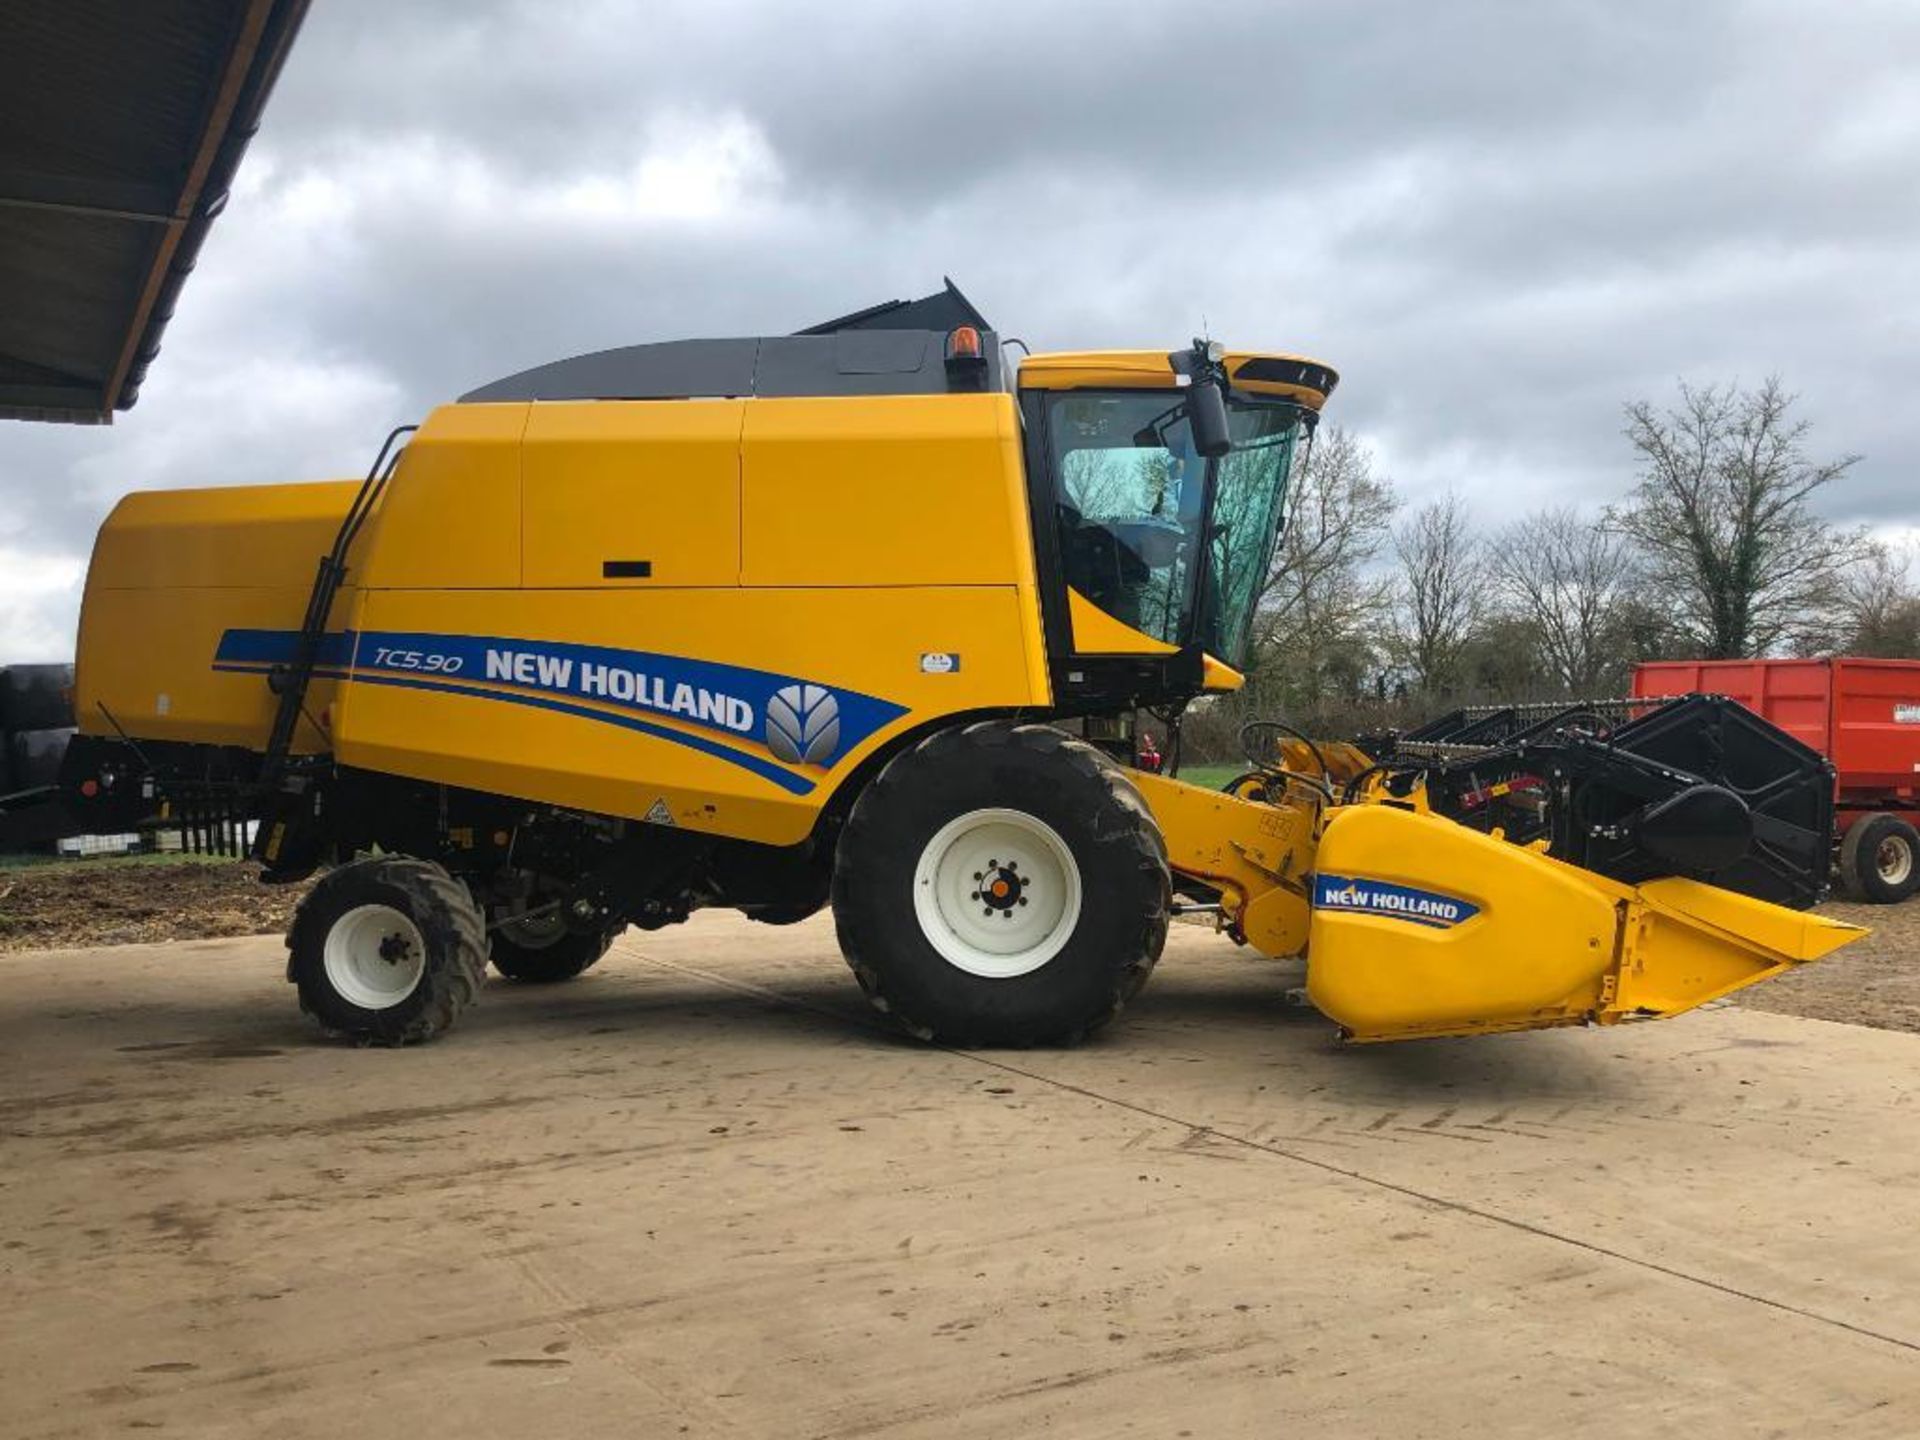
[2,285,1863,1045]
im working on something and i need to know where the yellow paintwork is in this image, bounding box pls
[1018,349,1335,409]
[1066,587,1177,656]
[1613,878,1863,1017]
[523,400,745,587]
[76,480,363,753]
[1060,595,1240,691]
[358,404,527,590]
[1127,775,1865,1043]
[1129,770,1317,958]
[1200,654,1245,692]
[741,394,1034,586]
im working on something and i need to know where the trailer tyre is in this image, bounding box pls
[488,911,617,983]
[287,857,486,1044]
[1839,813,1920,904]
[833,722,1170,1047]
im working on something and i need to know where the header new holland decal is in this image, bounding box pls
[212,629,907,796]
[1312,873,1480,929]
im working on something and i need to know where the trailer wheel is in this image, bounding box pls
[488,910,616,983]
[833,722,1169,1046]
[1840,814,1920,904]
[287,857,486,1044]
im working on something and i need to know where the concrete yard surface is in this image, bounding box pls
[3,915,1918,1438]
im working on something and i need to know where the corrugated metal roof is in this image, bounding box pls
[0,0,310,423]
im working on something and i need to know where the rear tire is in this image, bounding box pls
[489,911,616,983]
[832,722,1169,1046]
[287,857,486,1044]
[1839,813,1920,904]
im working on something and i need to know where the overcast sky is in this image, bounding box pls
[4,0,1917,658]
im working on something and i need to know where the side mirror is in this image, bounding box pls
[1188,377,1232,458]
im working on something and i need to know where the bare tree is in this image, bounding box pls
[1612,378,1862,658]
[1394,491,1483,694]
[1838,541,1920,658]
[1494,507,1639,693]
[1248,427,1398,712]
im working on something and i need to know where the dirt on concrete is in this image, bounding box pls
[3,916,1918,1439]
[3,859,1918,1033]
[0,859,309,954]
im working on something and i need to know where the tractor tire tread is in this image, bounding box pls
[832,721,1169,1046]
[287,855,486,1045]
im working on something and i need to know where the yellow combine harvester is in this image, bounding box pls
[3,284,1861,1045]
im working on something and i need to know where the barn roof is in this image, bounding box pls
[0,0,311,423]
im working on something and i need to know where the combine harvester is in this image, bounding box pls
[0,286,1863,1045]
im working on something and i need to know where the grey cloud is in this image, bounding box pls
[2,0,1915,658]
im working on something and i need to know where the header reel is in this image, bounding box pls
[1356,696,1835,910]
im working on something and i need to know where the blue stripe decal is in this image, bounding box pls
[338,671,816,795]
[215,628,357,669]
[211,627,909,796]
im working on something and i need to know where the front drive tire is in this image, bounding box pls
[287,857,486,1044]
[832,722,1170,1047]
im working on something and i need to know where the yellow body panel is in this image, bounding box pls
[740,393,1031,586]
[1066,587,1176,655]
[76,481,361,752]
[84,479,360,590]
[358,404,527,590]
[523,401,745,587]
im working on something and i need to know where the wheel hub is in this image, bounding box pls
[972,859,1032,918]
[912,808,1084,979]
[1877,835,1913,886]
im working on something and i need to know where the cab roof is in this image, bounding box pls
[1017,350,1338,409]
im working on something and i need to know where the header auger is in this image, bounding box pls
[3,283,1862,1046]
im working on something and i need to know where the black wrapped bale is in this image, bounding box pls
[0,664,76,733]
[7,727,75,791]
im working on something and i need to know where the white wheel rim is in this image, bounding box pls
[911,808,1083,979]
[1877,836,1913,886]
[323,904,427,1011]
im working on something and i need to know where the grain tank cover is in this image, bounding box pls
[459,281,1001,403]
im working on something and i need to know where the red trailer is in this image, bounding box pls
[1633,658,1920,902]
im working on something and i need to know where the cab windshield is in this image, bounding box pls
[1048,391,1306,669]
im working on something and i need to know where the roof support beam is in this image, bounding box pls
[0,347,100,388]
[99,0,277,416]
[0,168,177,224]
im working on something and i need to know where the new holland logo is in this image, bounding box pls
[765,684,840,765]
[1312,873,1480,929]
